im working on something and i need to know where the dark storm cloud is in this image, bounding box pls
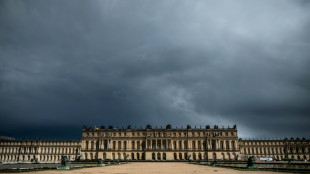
[0,0,310,139]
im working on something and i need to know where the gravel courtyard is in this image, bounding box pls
[27,162,291,174]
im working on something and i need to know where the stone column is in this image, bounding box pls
[128,140,131,150]
[208,139,211,149]
[197,140,199,150]
[158,139,160,149]
[133,140,135,150]
[158,139,160,150]
[146,139,148,150]
[150,139,153,149]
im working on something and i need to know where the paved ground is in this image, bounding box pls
[25,162,292,174]
[0,163,97,170]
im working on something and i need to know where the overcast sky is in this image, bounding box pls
[1,0,310,140]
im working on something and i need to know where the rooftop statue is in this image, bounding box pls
[166,124,172,129]
[146,124,152,129]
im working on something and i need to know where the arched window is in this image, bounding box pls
[198,153,202,160]
[96,141,99,150]
[118,141,121,150]
[123,142,127,150]
[231,141,235,149]
[152,140,156,150]
[212,140,216,150]
[91,141,94,150]
[132,141,135,150]
[173,141,177,149]
[141,141,145,150]
[157,152,161,160]
[113,141,116,150]
[157,141,161,150]
[179,153,182,160]
[213,152,217,160]
[131,153,135,160]
[104,140,108,150]
[184,141,187,149]
[163,140,167,149]
[203,141,207,150]
[137,141,140,150]
[137,153,140,160]
[179,141,182,150]
[142,153,145,160]
[220,141,224,150]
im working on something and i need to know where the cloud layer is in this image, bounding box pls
[1,0,310,139]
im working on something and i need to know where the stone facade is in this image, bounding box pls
[81,124,239,161]
[0,140,80,163]
[239,138,310,161]
[0,124,309,163]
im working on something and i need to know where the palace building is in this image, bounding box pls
[0,124,309,163]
